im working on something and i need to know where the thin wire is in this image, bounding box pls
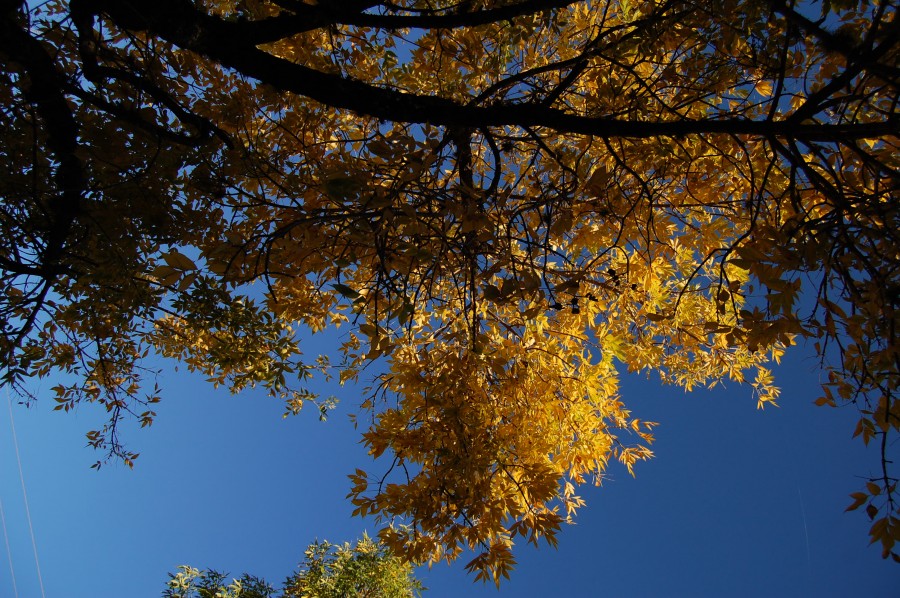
[797,486,812,580]
[0,495,19,598]
[6,393,45,598]
[777,416,814,587]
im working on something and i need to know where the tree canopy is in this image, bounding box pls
[1,0,898,582]
[163,535,424,597]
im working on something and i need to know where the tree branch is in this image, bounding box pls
[0,3,84,264]
[82,0,899,143]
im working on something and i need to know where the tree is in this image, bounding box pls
[164,568,277,598]
[1,0,898,582]
[163,535,424,597]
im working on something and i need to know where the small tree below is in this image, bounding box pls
[163,535,424,598]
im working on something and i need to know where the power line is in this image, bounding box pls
[6,393,45,598]
[0,494,19,598]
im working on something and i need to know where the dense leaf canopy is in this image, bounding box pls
[1,0,898,580]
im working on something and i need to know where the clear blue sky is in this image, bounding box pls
[1,333,898,597]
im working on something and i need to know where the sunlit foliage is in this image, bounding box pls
[163,535,423,597]
[1,0,897,579]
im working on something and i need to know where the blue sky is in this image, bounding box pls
[1,334,898,597]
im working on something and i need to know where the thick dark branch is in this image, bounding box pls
[251,0,579,42]
[0,255,66,278]
[74,0,576,47]
[0,3,84,263]
[80,0,900,142]
[325,0,580,31]
[0,0,23,15]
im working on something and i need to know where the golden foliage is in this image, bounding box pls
[1,0,897,576]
